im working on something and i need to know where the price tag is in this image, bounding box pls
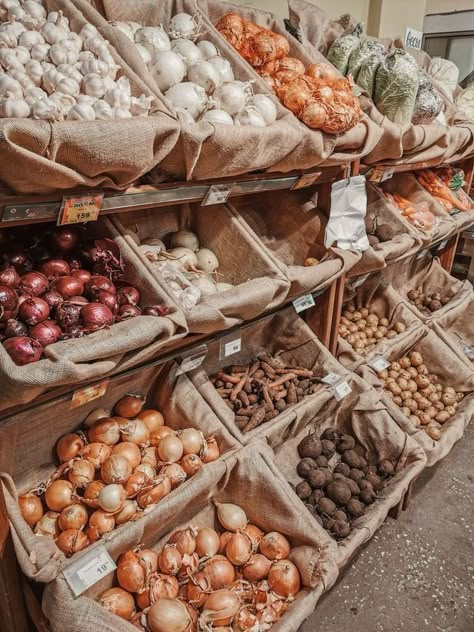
[370,167,395,184]
[291,172,321,190]
[58,192,103,226]
[201,185,231,206]
[368,355,391,372]
[223,337,242,358]
[437,239,449,251]
[176,345,208,375]
[63,546,116,597]
[322,372,341,385]
[70,379,109,409]
[333,380,352,401]
[293,293,316,313]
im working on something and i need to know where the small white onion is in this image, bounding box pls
[188,60,221,94]
[200,108,234,125]
[197,40,219,60]
[214,81,248,116]
[135,43,151,66]
[208,56,234,83]
[235,106,266,127]
[168,13,199,41]
[165,81,208,120]
[149,50,186,93]
[171,39,202,66]
[249,94,277,125]
[135,26,170,54]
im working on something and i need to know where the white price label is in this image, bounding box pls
[368,355,391,372]
[201,185,231,206]
[370,167,395,183]
[176,353,206,375]
[333,380,352,401]
[63,546,116,597]
[322,372,341,385]
[293,294,316,313]
[224,338,241,358]
[437,239,449,251]
[416,249,428,260]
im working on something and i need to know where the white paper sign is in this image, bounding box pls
[202,185,231,206]
[368,355,391,372]
[333,380,352,401]
[224,338,242,357]
[437,239,449,251]
[322,372,341,385]
[176,352,206,375]
[405,27,423,50]
[63,546,116,597]
[293,294,316,313]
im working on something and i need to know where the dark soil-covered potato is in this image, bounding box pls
[337,434,356,452]
[307,469,326,489]
[342,450,361,468]
[298,433,322,459]
[326,481,352,505]
[321,439,336,459]
[296,480,312,500]
[318,497,336,516]
[346,498,365,517]
[297,457,316,478]
[334,462,351,477]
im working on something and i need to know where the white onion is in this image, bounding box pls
[214,81,247,116]
[208,56,234,83]
[191,276,217,297]
[135,26,170,55]
[135,43,151,66]
[171,39,202,66]
[165,82,208,120]
[235,106,266,127]
[149,50,186,93]
[168,13,199,41]
[197,40,219,60]
[170,230,199,251]
[249,94,277,125]
[200,108,234,125]
[195,248,219,272]
[188,60,221,94]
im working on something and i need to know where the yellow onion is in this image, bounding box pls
[34,511,60,538]
[125,471,150,498]
[98,587,136,621]
[235,606,259,631]
[195,527,220,557]
[114,395,144,419]
[86,510,115,542]
[161,462,187,488]
[117,550,146,593]
[120,419,150,447]
[203,555,235,589]
[80,442,112,470]
[158,434,184,463]
[178,552,200,581]
[87,418,121,446]
[136,476,171,509]
[168,526,197,555]
[242,553,272,581]
[158,545,182,576]
[201,589,240,627]
[18,493,44,528]
[56,433,85,462]
[58,503,89,531]
[56,529,89,557]
[115,500,138,525]
[219,531,232,554]
[45,480,74,512]
[83,407,110,429]
[226,533,252,566]
[180,454,203,478]
[97,483,127,513]
[201,435,220,463]
[67,458,95,488]
[141,446,158,468]
[185,571,209,608]
[112,442,142,469]
[268,560,301,598]
[135,463,156,478]
[137,409,164,432]
[147,598,191,632]
[136,548,159,574]
[259,532,290,560]
[178,428,204,455]
[215,502,247,532]
[148,574,179,602]
[243,524,263,551]
[150,426,174,447]
[101,455,133,485]
[83,480,106,509]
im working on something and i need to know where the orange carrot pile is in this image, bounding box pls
[416,169,471,212]
[384,192,436,231]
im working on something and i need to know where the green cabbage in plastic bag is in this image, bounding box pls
[348,39,384,81]
[374,50,419,125]
[356,51,384,97]
[327,32,361,75]
[412,70,443,125]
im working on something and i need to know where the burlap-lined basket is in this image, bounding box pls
[430,291,474,369]
[0,361,239,583]
[261,377,427,569]
[337,277,425,370]
[286,0,474,167]
[111,203,290,334]
[42,444,339,632]
[0,0,180,196]
[190,308,357,446]
[228,188,360,299]
[356,326,474,466]
[0,219,187,411]
[382,255,473,325]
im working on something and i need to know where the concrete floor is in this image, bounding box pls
[302,422,474,632]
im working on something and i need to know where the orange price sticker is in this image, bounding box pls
[70,379,110,409]
[291,172,321,190]
[58,192,103,226]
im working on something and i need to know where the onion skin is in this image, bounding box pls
[87,418,121,446]
[158,546,182,576]
[147,598,191,632]
[67,459,95,489]
[267,559,301,598]
[34,511,60,538]
[136,476,171,509]
[86,510,116,542]
[202,589,240,627]
[56,529,89,558]
[80,442,112,469]
[117,551,146,593]
[180,454,203,478]
[0,267,20,288]
[83,480,106,508]
[168,527,197,556]
[4,318,27,339]
[101,455,133,485]
[259,531,290,560]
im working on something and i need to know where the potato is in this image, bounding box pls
[393,396,403,406]
[415,375,430,390]
[428,392,440,404]
[415,410,431,425]
[388,370,400,379]
[379,369,389,380]
[386,330,397,339]
[366,344,376,352]
[352,311,362,321]
[426,424,441,441]
[385,377,396,384]
[456,392,464,402]
[339,325,349,336]
[393,322,406,334]
[388,382,402,396]
[406,399,418,413]
[340,317,351,326]
[417,397,430,411]
[428,373,439,384]
[342,310,354,321]
[417,364,429,375]
[401,406,411,416]
[358,331,367,340]
[347,304,356,313]
[397,378,409,391]
[426,406,437,419]
[345,334,357,346]
[436,384,443,393]
[354,346,365,356]
[378,325,388,336]
[366,314,379,326]
[374,330,385,340]
[412,392,422,401]
[399,369,411,380]
[399,356,411,369]
[357,320,367,330]
[380,317,389,327]
[434,401,445,412]
[435,410,450,424]
[407,380,418,394]
[407,367,418,379]
[441,392,456,406]
[348,323,358,334]
[400,391,412,401]
[409,351,423,367]
[409,415,421,428]
[360,307,369,318]
[390,361,401,372]
[445,405,456,418]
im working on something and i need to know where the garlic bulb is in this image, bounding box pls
[93,98,112,119]
[127,22,141,35]
[41,12,68,45]
[23,1,46,21]
[111,97,132,118]
[135,43,151,66]
[9,68,34,90]
[104,77,131,109]
[0,92,30,117]
[30,42,50,61]
[79,24,97,41]
[55,76,80,97]
[0,48,23,71]
[83,73,105,98]
[77,50,94,63]
[0,29,16,47]
[130,94,153,117]
[83,36,108,56]
[31,96,60,120]
[46,12,69,29]
[49,90,75,116]
[56,63,82,83]
[66,32,83,53]
[18,27,44,50]
[7,6,26,22]
[1,16,26,38]
[41,60,54,74]
[49,42,78,65]
[0,74,22,97]
[14,46,30,65]
[25,59,43,85]
[102,75,116,92]
[81,58,109,79]
[76,94,96,106]
[66,102,95,120]
[25,85,47,105]
[42,68,64,94]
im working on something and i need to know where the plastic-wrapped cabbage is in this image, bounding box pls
[427,57,459,99]
[348,39,384,81]
[455,85,474,120]
[374,49,419,125]
[355,49,385,97]
[327,31,361,75]
[412,70,443,124]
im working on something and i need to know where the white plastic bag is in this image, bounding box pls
[325,175,369,251]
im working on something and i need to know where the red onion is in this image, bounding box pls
[51,227,79,252]
[0,267,20,288]
[19,272,49,297]
[144,305,170,317]
[117,286,140,306]
[3,336,43,365]
[52,276,84,299]
[8,251,33,273]
[69,296,89,305]
[66,256,83,271]
[81,303,114,331]
[72,269,92,284]
[18,297,50,326]
[30,320,62,347]
[63,326,84,339]
[43,291,64,310]
[0,285,19,322]
[38,259,71,279]
[55,302,82,331]
[4,319,28,338]
[95,291,118,315]
[117,305,141,321]
[85,276,116,298]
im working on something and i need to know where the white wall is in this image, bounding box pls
[220,0,370,22]
[426,0,474,14]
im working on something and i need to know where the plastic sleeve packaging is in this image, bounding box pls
[325,175,370,251]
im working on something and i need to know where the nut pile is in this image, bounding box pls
[378,351,464,440]
[211,354,322,434]
[339,303,406,356]
[293,428,393,539]
[407,289,450,315]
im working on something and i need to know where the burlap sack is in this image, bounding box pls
[228,188,360,299]
[190,308,356,445]
[0,361,239,583]
[260,377,427,569]
[430,291,474,370]
[42,444,339,632]
[286,0,474,167]
[382,255,473,325]
[0,219,187,410]
[0,0,180,196]
[337,278,425,370]
[111,203,290,334]
[356,326,474,466]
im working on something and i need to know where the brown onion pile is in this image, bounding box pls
[339,303,406,357]
[378,351,464,440]
[0,226,169,365]
[97,504,302,630]
[18,395,220,557]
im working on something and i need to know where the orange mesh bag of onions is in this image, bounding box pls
[42,444,339,632]
[111,203,291,335]
[356,325,474,466]
[336,275,425,371]
[0,0,180,196]
[382,255,473,326]
[430,292,474,370]
[189,308,357,446]
[228,187,361,299]
[0,219,187,411]
[0,361,239,583]
[260,372,427,570]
